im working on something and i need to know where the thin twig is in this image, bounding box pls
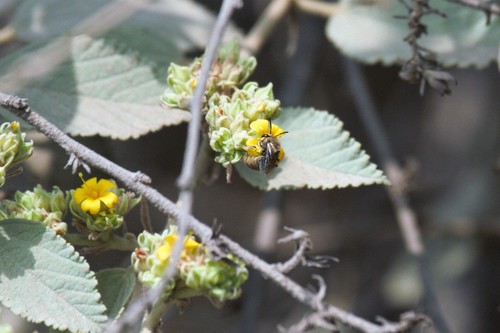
[447,0,500,20]
[294,0,341,18]
[140,197,153,233]
[1,92,424,333]
[241,0,293,56]
[398,0,456,95]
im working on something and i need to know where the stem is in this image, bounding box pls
[241,0,293,56]
[447,0,500,17]
[141,297,173,333]
[64,233,137,251]
[294,0,341,18]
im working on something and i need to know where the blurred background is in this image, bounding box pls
[1,0,499,332]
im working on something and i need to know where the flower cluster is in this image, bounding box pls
[161,40,257,110]
[205,82,282,166]
[162,41,287,171]
[0,185,68,235]
[132,226,248,302]
[0,121,33,187]
[69,174,140,233]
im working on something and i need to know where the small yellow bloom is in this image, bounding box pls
[73,174,118,215]
[245,137,261,157]
[249,119,284,138]
[156,233,201,263]
[245,119,287,158]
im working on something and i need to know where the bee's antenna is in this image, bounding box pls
[267,118,272,134]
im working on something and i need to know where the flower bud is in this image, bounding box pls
[0,185,68,235]
[0,122,33,187]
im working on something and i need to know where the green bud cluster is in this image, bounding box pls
[161,40,257,110]
[69,188,140,233]
[206,82,281,166]
[0,122,33,187]
[132,226,248,302]
[0,185,68,235]
[131,230,176,294]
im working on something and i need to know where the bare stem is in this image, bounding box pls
[294,0,341,18]
[241,0,293,56]
[447,0,500,17]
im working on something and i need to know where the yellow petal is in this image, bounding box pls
[156,243,172,263]
[271,124,285,137]
[97,179,117,192]
[245,138,261,157]
[250,119,271,136]
[278,148,285,162]
[99,191,118,209]
[83,177,98,190]
[164,234,178,246]
[81,198,102,215]
[246,138,259,147]
[73,188,87,204]
[184,237,201,254]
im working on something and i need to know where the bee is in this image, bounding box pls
[244,119,287,174]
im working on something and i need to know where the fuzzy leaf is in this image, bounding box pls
[235,107,388,190]
[12,0,242,55]
[0,219,107,333]
[0,35,190,139]
[326,0,500,67]
[96,268,136,320]
[3,0,244,138]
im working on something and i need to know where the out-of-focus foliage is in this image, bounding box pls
[326,0,500,67]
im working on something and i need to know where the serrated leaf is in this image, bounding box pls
[235,107,388,190]
[12,0,243,54]
[0,219,107,333]
[0,35,190,139]
[96,268,136,320]
[326,0,500,67]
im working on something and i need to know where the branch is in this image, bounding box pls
[397,0,456,95]
[294,0,341,18]
[273,227,337,274]
[447,0,500,23]
[0,92,424,333]
[241,0,293,55]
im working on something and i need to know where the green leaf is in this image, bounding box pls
[235,107,388,190]
[326,0,500,67]
[0,35,190,139]
[96,268,136,320]
[12,0,242,55]
[0,219,107,333]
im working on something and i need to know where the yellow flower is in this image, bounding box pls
[156,233,201,263]
[245,137,261,157]
[249,119,284,138]
[245,119,286,159]
[73,174,118,215]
